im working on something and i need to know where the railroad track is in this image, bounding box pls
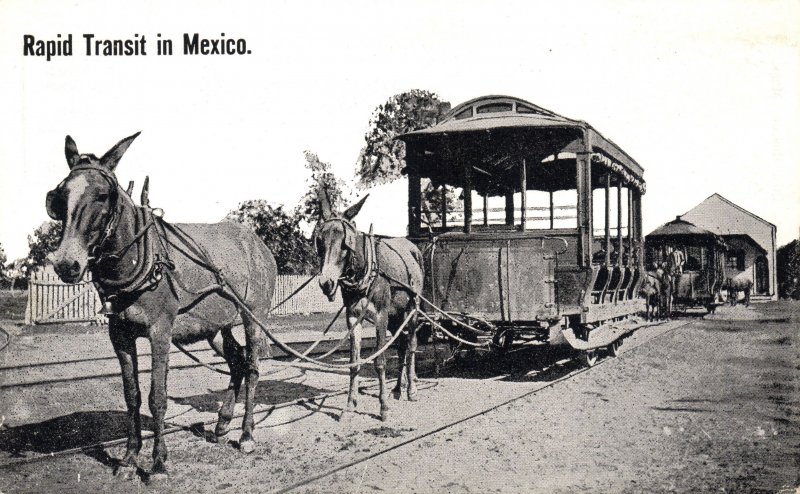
[0,335,374,389]
[0,318,694,488]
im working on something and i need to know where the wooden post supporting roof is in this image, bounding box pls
[441,184,447,228]
[519,158,527,231]
[483,193,489,226]
[627,188,633,267]
[605,173,611,266]
[505,190,514,226]
[617,184,624,267]
[408,169,421,237]
[577,131,593,267]
[464,163,473,234]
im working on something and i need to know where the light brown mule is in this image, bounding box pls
[46,133,277,479]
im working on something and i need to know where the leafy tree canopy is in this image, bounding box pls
[226,200,316,275]
[298,151,349,224]
[26,221,63,274]
[356,89,451,188]
[777,240,800,299]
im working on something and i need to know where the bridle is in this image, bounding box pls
[316,217,377,294]
[48,161,171,297]
[47,160,124,265]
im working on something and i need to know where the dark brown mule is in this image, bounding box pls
[316,193,424,421]
[46,133,277,478]
[658,263,674,319]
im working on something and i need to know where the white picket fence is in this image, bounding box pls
[26,266,106,325]
[26,267,339,325]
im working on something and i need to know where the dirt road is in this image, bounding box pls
[0,302,798,493]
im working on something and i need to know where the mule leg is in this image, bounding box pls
[373,309,389,421]
[109,321,141,479]
[391,317,407,400]
[239,315,261,454]
[210,329,245,442]
[148,329,171,478]
[406,313,419,402]
[341,313,362,420]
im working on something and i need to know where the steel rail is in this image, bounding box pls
[0,335,376,390]
[0,319,689,477]
[273,319,692,493]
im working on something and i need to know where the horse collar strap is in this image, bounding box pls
[332,218,377,294]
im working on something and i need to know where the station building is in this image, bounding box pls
[681,193,777,300]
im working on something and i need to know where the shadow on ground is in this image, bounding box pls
[419,342,590,383]
[0,411,154,458]
[172,379,333,413]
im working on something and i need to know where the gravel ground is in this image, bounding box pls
[0,302,797,493]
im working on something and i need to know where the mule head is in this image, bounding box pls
[316,193,368,300]
[46,132,140,283]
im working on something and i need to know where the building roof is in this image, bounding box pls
[684,193,776,229]
[720,233,768,255]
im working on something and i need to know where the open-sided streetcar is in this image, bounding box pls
[399,95,647,365]
[645,216,727,313]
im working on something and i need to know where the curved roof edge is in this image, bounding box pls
[398,94,644,180]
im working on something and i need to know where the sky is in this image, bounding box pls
[0,0,798,261]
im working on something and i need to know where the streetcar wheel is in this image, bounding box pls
[607,340,621,358]
[581,349,598,367]
[492,330,515,354]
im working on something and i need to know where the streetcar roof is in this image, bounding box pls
[646,216,727,248]
[398,95,645,189]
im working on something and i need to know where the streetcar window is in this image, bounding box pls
[454,107,473,120]
[516,103,543,114]
[476,102,513,114]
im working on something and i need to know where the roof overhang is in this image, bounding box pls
[398,95,645,191]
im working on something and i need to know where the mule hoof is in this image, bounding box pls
[407,391,419,402]
[148,470,169,483]
[216,434,230,446]
[114,464,138,481]
[240,439,256,454]
[392,389,402,400]
[380,408,389,422]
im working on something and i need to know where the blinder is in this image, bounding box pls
[45,188,65,220]
[342,223,357,252]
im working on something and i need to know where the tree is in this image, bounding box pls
[356,89,451,188]
[297,151,349,224]
[26,221,63,274]
[226,200,316,275]
[0,243,6,279]
[356,90,460,227]
[777,240,800,300]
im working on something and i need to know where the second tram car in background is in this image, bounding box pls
[645,216,727,314]
[399,95,647,365]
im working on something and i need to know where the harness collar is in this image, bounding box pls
[320,217,377,295]
[59,163,172,305]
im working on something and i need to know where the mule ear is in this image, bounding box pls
[100,131,141,170]
[342,194,369,221]
[319,184,334,220]
[65,136,79,168]
[140,176,150,207]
